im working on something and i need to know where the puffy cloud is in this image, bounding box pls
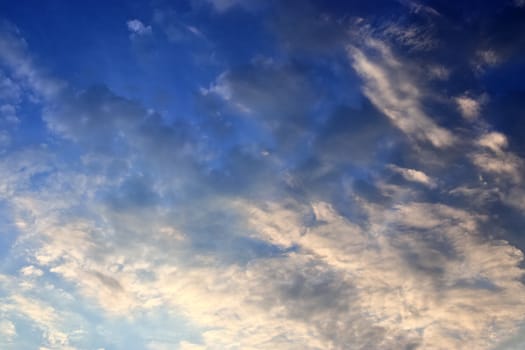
[455,94,486,120]
[383,23,438,51]
[477,131,508,153]
[20,265,44,277]
[427,65,450,80]
[126,19,152,37]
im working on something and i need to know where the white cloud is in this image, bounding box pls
[471,152,522,183]
[20,265,44,277]
[477,131,508,153]
[0,22,64,100]
[0,18,524,349]
[127,19,152,37]
[2,294,74,349]
[471,132,523,183]
[2,121,523,349]
[238,198,525,349]
[348,38,455,148]
[455,94,485,120]
[388,164,437,188]
[0,319,16,340]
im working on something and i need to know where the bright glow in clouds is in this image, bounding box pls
[1,1,525,349]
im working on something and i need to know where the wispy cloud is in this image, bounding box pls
[1,1,525,349]
[348,37,455,148]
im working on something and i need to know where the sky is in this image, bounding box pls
[1,0,525,349]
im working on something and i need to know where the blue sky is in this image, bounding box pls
[1,0,525,349]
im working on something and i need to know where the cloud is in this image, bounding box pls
[200,61,319,149]
[0,271,80,350]
[20,265,44,277]
[470,132,523,183]
[202,62,315,122]
[455,94,485,120]
[0,21,64,100]
[348,37,455,148]
[427,65,450,80]
[238,197,525,349]
[127,19,152,37]
[388,164,437,188]
[0,320,16,340]
[477,131,508,153]
[205,0,260,13]
[471,152,522,183]
[2,3,525,349]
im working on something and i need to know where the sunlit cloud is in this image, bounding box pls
[1,1,525,349]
